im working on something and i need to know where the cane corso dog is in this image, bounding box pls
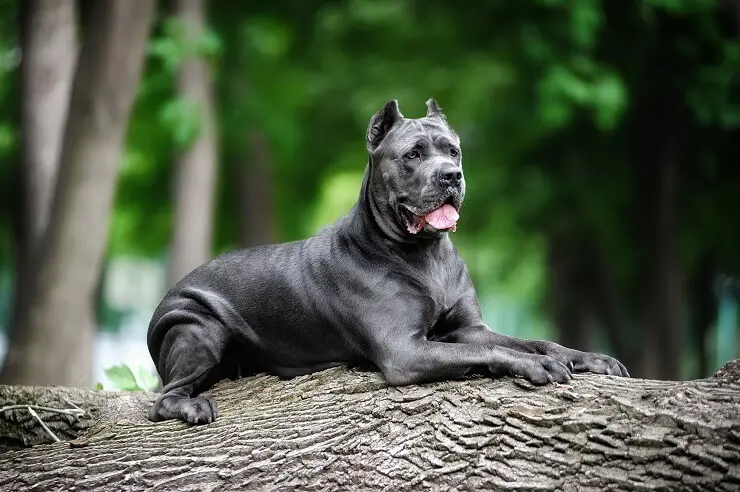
[147,99,629,425]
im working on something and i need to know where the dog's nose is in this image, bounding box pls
[438,166,463,188]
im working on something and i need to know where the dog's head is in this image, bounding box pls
[365,99,465,239]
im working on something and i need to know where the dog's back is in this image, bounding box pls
[146,214,368,382]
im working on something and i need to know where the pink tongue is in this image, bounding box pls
[424,204,459,230]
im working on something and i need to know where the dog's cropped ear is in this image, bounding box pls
[366,100,403,153]
[425,98,447,121]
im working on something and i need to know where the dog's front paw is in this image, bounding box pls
[179,396,218,424]
[574,352,630,377]
[149,395,218,425]
[498,354,573,385]
[545,345,629,378]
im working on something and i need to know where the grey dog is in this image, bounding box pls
[147,99,629,425]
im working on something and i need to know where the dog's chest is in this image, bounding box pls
[415,256,459,315]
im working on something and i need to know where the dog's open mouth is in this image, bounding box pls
[401,199,460,234]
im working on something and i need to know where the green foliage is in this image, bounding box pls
[0,0,17,267]
[538,61,628,131]
[159,97,203,149]
[103,365,159,392]
[643,0,717,15]
[242,18,290,60]
[687,41,740,128]
[147,16,223,150]
[0,122,13,153]
[148,17,222,73]
[105,0,738,315]
[309,171,364,234]
[0,0,735,370]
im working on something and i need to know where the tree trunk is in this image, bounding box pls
[221,38,277,249]
[166,0,219,288]
[1,362,739,491]
[235,130,278,248]
[1,0,77,382]
[17,0,77,257]
[587,250,634,369]
[640,142,684,380]
[688,256,717,378]
[636,97,685,381]
[631,14,688,379]
[545,229,591,352]
[545,221,632,368]
[0,1,155,387]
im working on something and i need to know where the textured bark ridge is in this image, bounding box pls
[1,361,739,491]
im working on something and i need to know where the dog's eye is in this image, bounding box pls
[404,150,420,160]
[450,148,460,157]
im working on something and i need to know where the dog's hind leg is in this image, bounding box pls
[149,320,229,425]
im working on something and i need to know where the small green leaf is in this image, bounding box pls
[104,365,142,391]
[243,19,290,60]
[198,28,222,58]
[137,366,160,392]
[0,123,15,152]
[148,37,184,72]
[159,97,202,149]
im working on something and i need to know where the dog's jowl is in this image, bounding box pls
[147,99,629,425]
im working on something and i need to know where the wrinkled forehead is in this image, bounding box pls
[383,117,460,151]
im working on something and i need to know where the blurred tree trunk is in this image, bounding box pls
[546,226,629,366]
[635,94,685,381]
[728,0,740,32]
[222,60,277,247]
[235,130,277,248]
[545,228,591,352]
[214,2,277,249]
[2,0,77,381]
[0,0,155,386]
[588,250,632,367]
[688,256,717,378]
[166,0,219,288]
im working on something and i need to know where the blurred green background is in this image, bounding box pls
[0,0,738,388]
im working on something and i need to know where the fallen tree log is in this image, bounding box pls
[1,361,739,491]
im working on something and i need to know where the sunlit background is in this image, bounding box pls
[0,0,738,389]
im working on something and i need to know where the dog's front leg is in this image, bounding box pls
[374,339,572,386]
[433,292,630,378]
[439,324,629,378]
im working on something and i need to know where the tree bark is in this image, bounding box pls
[1,1,155,386]
[1,362,739,491]
[16,0,76,273]
[1,0,77,382]
[166,0,219,288]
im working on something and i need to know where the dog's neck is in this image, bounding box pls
[348,162,445,252]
